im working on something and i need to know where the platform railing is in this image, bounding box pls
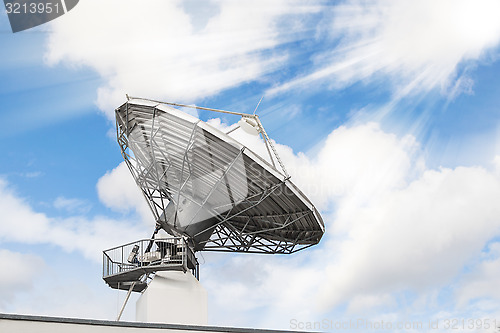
[102,237,198,280]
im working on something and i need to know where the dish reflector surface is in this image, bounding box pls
[115,99,324,254]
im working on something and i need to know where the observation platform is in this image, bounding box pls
[103,237,198,292]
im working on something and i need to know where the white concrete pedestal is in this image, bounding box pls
[136,271,207,325]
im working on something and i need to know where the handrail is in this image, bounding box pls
[102,237,172,253]
[102,237,199,285]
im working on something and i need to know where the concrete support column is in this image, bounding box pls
[136,271,207,325]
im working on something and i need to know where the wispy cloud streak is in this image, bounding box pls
[268,0,500,101]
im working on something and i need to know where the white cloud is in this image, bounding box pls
[0,178,145,263]
[8,276,132,321]
[0,174,145,320]
[320,164,500,310]
[198,119,500,328]
[456,242,500,306]
[23,171,42,178]
[0,250,45,306]
[54,196,91,214]
[268,0,500,100]
[494,155,500,173]
[0,250,136,321]
[203,252,323,329]
[96,161,152,225]
[345,293,396,315]
[279,122,423,211]
[44,0,318,118]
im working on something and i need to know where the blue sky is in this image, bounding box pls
[2,0,500,330]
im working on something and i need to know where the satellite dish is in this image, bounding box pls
[103,97,325,296]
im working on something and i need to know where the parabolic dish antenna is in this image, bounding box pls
[115,97,324,253]
[103,97,325,301]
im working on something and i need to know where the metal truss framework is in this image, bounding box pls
[115,98,324,255]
